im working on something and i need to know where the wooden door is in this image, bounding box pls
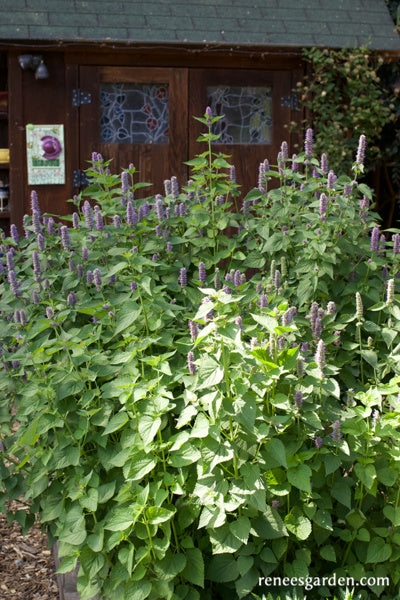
[79,66,189,196]
[188,68,295,197]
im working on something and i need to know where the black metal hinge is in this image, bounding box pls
[73,170,90,188]
[280,94,300,110]
[72,89,92,107]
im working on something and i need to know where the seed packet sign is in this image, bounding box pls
[26,124,65,185]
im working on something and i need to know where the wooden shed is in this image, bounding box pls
[0,0,399,233]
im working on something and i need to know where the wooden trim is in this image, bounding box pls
[65,61,79,205]
[100,66,171,83]
[168,67,189,183]
[8,50,25,233]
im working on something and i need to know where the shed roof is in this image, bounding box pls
[0,0,399,52]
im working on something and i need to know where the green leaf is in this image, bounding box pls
[206,554,239,583]
[331,482,351,509]
[361,349,379,369]
[264,438,287,468]
[146,506,176,525]
[154,552,186,581]
[198,366,224,390]
[285,513,312,541]
[313,510,333,531]
[250,313,278,333]
[169,443,202,467]
[324,454,341,476]
[377,467,398,487]
[103,412,129,435]
[124,579,152,600]
[126,456,157,481]
[383,505,400,527]
[138,415,161,445]
[56,554,79,574]
[287,464,312,493]
[354,462,376,490]
[209,523,243,554]
[320,545,336,562]
[105,508,137,531]
[366,537,392,563]
[182,548,204,588]
[382,327,397,348]
[87,523,104,552]
[229,517,251,544]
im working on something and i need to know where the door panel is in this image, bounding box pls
[188,68,294,197]
[79,66,188,196]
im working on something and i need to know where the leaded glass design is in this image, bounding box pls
[100,83,169,144]
[207,86,272,144]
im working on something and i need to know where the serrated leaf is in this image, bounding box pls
[366,537,392,563]
[320,545,336,562]
[154,552,186,581]
[138,415,161,445]
[264,438,287,468]
[103,412,129,435]
[182,548,204,588]
[229,517,251,544]
[56,554,79,574]
[287,464,312,493]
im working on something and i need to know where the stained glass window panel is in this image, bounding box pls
[100,83,169,144]
[207,86,272,144]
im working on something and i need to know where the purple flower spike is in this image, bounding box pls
[93,268,102,291]
[60,226,72,251]
[235,315,243,330]
[331,420,342,444]
[113,215,121,229]
[205,106,212,124]
[281,141,288,161]
[83,201,94,230]
[8,269,20,297]
[67,291,77,306]
[198,262,206,284]
[166,241,172,253]
[86,270,93,285]
[46,306,54,319]
[291,154,298,172]
[32,250,42,282]
[187,350,196,375]
[320,153,328,174]
[234,270,242,288]
[327,170,336,190]
[356,134,367,166]
[37,233,45,252]
[152,254,158,262]
[229,166,237,185]
[47,217,55,236]
[319,193,328,216]
[293,390,304,410]
[314,436,323,448]
[32,290,40,304]
[130,282,137,292]
[126,201,137,227]
[121,171,129,195]
[179,267,187,288]
[95,208,104,231]
[314,339,326,371]
[271,500,280,510]
[393,233,400,255]
[171,176,179,200]
[72,212,79,230]
[304,128,314,158]
[10,224,19,244]
[188,320,198,341]
[370,226,380,253]
[30,190,41,216]
[32,209,42,235]
[82,246,89,262]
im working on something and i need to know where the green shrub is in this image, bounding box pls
[1,114,400,600]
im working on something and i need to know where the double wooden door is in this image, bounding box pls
[78,65,295,198]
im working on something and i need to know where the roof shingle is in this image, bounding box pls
[0,0,397,51]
